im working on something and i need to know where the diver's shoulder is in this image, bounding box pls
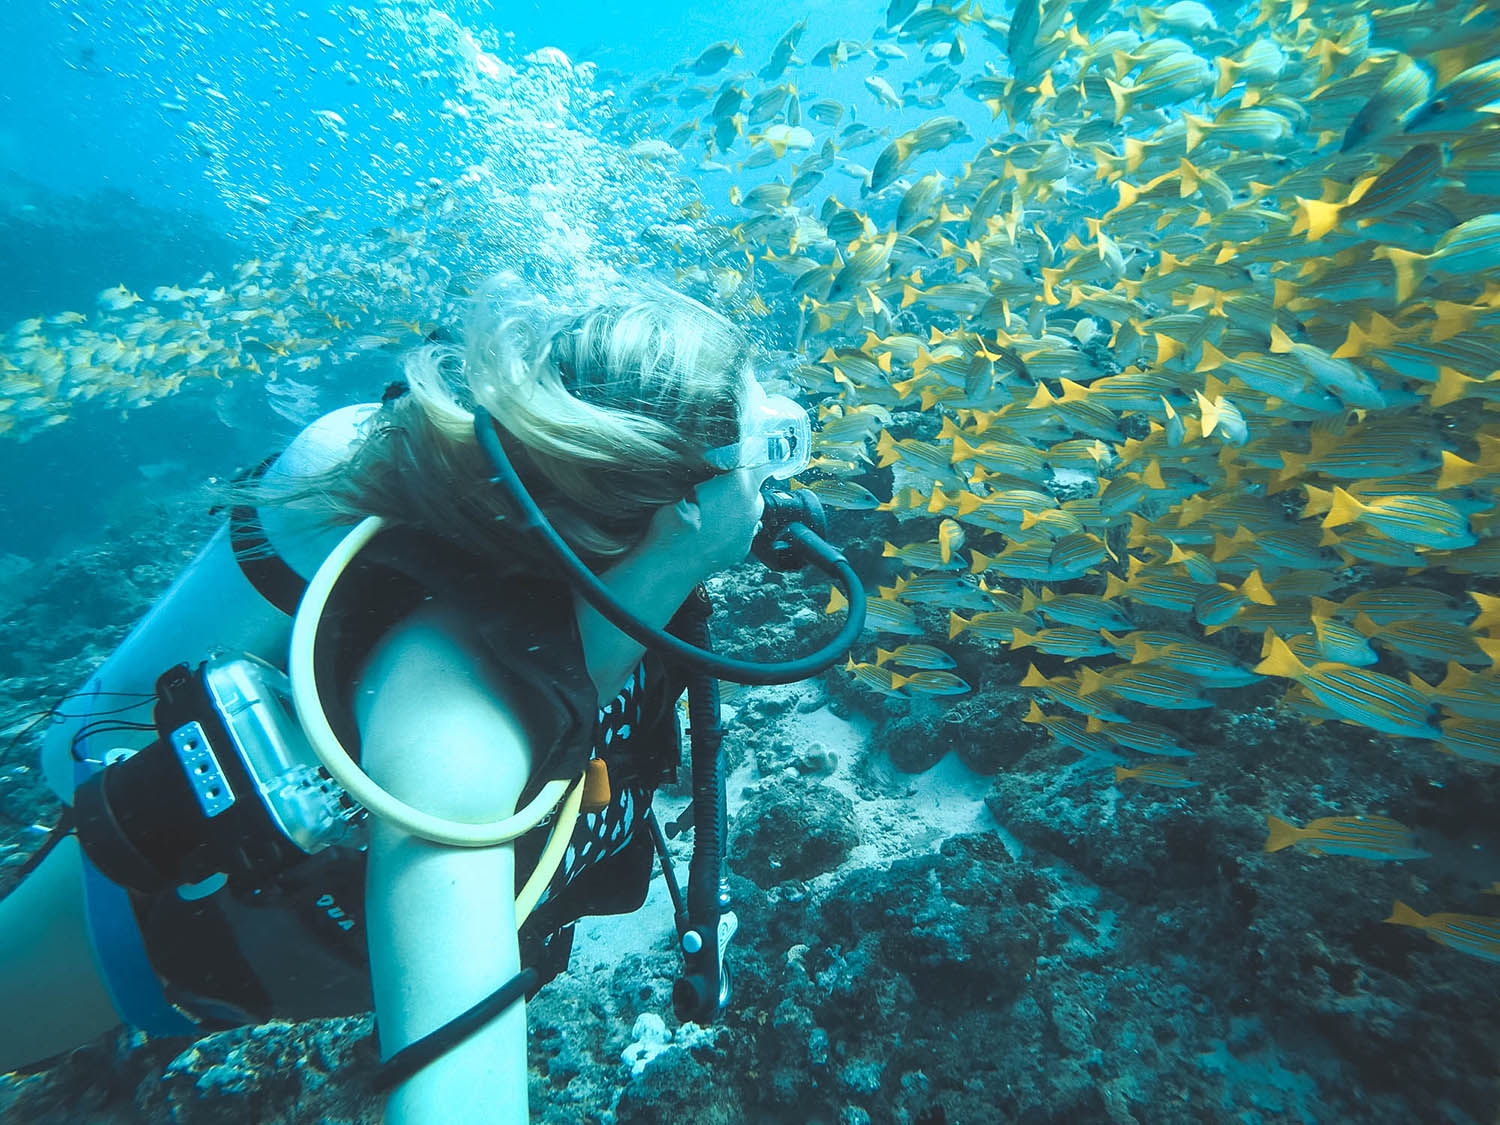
[353,602,534,819]
[357,600,523,708]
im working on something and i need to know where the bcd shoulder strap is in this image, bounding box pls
[228,454,309,617]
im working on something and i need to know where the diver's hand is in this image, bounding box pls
[643,468,765,580]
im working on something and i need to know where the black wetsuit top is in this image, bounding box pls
[126,528,685,1029]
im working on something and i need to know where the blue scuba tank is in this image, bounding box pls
[41,403,380,803]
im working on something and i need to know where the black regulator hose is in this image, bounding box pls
[671,591,730,1023]
[474,409,866,685]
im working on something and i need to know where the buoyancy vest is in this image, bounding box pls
[128,524,686,1027]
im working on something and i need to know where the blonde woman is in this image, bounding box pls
[0,287,801,1123]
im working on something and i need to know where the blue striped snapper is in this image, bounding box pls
[1377,214,1500,303]
[1434,715,1500,764]
[1021,587,1135,631]
[890,668,972,695]
[1105,566,1211,614]
[949,609,1038,642]
[1113,761,1199,788]
[886,570,998,611]
[1021,664,1131,722]
[1412,663,1500,722]
[1325,526,1429,568]
[1255,633,1439,739]
[971,532,1109,582]
[1079,663,1214,709]
[789,478,883,510]
[1264,814,1428,861]
[1322,486,1477,550]
[1023,700,1117,756]
[844,657,907,696]
[1193,569,1277,627]
[827,586,923,636]
[881,519,966,568]
[1086,715,1195,757]
[1386,900,1500,963]
[1341,586,1463,624]
[1357,614,1495,668]
[874,643,957,670]
[1009,624,1116,660]
[1304,600,1379,666]
[1102,629,1262,686]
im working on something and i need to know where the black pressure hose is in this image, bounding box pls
[474,408,867,685]
[671,589,728,1023]
[475,406,867,1024]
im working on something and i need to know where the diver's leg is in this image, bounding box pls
[0,834,123,1073]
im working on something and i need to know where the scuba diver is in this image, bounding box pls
[0,286,864,1123]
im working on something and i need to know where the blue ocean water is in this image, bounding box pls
[1,0,1499,1122]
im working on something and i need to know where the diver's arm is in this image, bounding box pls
[356,606,533,1125]
[575,466,766,704]
[574,537,706,706]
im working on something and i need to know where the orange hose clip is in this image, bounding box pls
[581,757,611,813]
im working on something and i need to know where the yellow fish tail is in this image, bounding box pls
[1322,486,1366,530]
[1263,815,1305,853]
[1294,196,1344,242]
[1375,245,1428,305]
[1212,56,1238,99]
[1384,900,1427,928]
[1253,632,1312,680]
[1105,77,1132,125]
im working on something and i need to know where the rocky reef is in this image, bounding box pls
[1,468,1497,1125]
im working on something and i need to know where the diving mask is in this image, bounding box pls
[704,382,811,481]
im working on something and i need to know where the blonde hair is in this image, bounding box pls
[251,286,751,574]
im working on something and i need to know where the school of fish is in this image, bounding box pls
[607,0,1500,961]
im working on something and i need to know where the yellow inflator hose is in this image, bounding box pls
[288,515,581,923]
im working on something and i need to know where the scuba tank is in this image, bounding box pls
[27,403,381,1035]
[41,403,381,804]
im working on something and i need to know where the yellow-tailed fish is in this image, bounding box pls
[1385,901,1500,963]
[1086,715,1196,757]
[1322,487,1476,550]
[891,669,972,695]
[1023,700,1118,756]
[1022,587,1135,631]
[1009,625,1115,660]
[1264,814,1428,860]
[1113,761,1199,788]
[1357,614,1494,668]
[1254,634,1439,738]
[1020,664,1131,722]
[874,643,958,670]
[1079,663,1214,709]
[844,656,907,696]
[1434,714,1500,764]
[948,609,1037,642]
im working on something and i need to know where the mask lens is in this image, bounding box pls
[761,394,810,479]
[703,389,810,479]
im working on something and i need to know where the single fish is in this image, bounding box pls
[1264,814,1428,860]
[691,41,744,76]
[1113,761,1198,789]
[874,643,958,670]
[1254,634,1439,739]
[1385,901,1500,963]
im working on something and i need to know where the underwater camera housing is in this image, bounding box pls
[73,653,366,895]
